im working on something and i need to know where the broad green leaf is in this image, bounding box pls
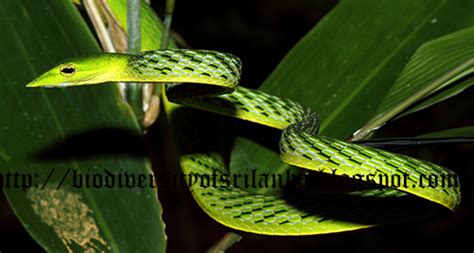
[230,0,474,193]
[0,0,165,252]
[355,27,474,140]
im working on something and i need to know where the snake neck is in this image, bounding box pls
[124,49,242,85]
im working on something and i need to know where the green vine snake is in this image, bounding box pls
[25,0,461,235]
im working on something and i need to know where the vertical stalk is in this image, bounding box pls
[160,0,175,49]
[152,0,175,99]
[126,0,144,126]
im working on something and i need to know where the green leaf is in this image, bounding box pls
[418,126,474,138]
[397,76,474,119]
[355,26,474,140]
[230,0,474,192]
[354,127,474,147]
[0,0,165,252]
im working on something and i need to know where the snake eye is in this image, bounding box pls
[59,64,76,76]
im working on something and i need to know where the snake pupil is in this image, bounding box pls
[60,66,76,76]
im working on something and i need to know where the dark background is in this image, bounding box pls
[0,0,472,252]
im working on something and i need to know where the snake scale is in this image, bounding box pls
[27,48,460,235]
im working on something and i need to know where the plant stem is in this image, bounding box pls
[161,0,175,50]
[207,232,242,253]
[126,0,144,126]
[127,0,141,53]
[152,0,175,100]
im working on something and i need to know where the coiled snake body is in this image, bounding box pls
[28,49,460,235]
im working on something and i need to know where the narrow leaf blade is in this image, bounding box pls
[354,26,474,140]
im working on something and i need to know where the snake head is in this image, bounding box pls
[26,54,128,88]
